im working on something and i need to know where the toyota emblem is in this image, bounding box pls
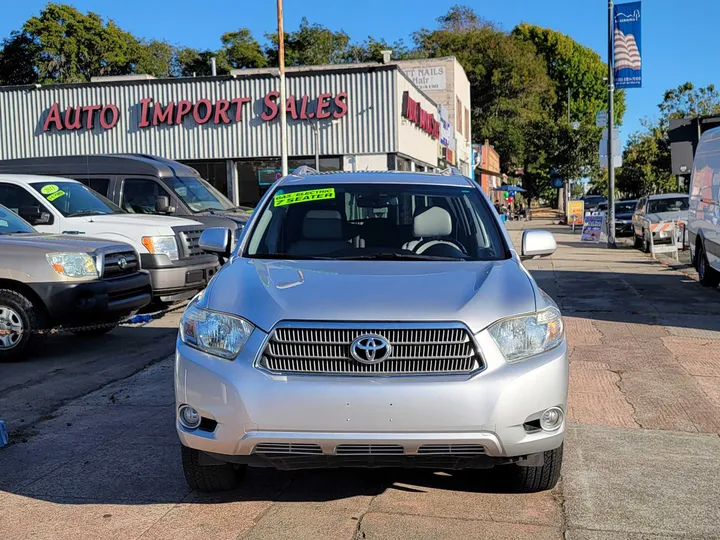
[118,257,128,270]
[350,334,392,364]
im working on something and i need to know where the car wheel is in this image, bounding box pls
[71,323,118,337]
[181,445,247,492]
[697,244,720,288]
[0,289,44,362]
[493,444,563,493]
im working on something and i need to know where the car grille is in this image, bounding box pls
[417,444,485,456]
[102,251,139,278]
[178,229,204,258]
[335,444,404,455]
[253,443,323,455]
[259,325,483,375]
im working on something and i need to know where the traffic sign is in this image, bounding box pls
[596,111,608,127]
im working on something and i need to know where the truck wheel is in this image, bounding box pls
[71,323,118,337]
[0,289,43,361]
[181,445,246,492]
[493,444,563,493]
[697,244,720,288]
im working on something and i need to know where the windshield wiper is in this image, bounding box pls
[332,252,465,261]
[66,210,109,217]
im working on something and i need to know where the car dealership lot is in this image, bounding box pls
[1,220,719,540]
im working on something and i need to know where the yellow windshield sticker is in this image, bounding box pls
[40,184,59,195]
[46,190,65,202]
[274,188,335,207]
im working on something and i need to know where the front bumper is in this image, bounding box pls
[29,271,152,323]
[174,329,569,466]
[141,254,220,301]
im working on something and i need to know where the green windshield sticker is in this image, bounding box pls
[274,188,335,207]
[40,184,59,195]
[46,190,65,202]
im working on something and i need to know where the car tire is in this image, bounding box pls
[0,289,44,362]
[71,323,118,337]
[181,445,247,492]
[697,244,720,288]
[494,444,563,493]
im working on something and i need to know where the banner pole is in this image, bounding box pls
[607,0,617,248]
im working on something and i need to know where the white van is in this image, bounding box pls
[688,127,720,286]
[0,175,220,301]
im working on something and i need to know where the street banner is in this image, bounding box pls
[568,200,584,226]
[614,2,642,89]
[581,215,605,243]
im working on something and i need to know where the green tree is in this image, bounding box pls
[219,29,267,69]
[345,37,412,63]
[174,47,222,77]
[0,31,39,85]
[265,18,350,66]
[20,4,141,83]
[135,40,176,78]
[413,6,556,174]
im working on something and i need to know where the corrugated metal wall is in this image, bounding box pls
[0,69,397,161]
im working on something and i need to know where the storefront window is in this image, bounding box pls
[235,156,342,206]
[181,160,228,195]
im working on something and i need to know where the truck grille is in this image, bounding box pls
[102,251,139,278]
[178,229,204,258]
[259,325,483,375]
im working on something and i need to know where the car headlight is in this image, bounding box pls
[142,236,179,261]
[45,252,98,278]
[179,304,254,360]
[488,307,564,363]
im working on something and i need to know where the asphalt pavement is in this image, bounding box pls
[0,219,719,540]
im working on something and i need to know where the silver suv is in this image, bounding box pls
[175,170,567,493]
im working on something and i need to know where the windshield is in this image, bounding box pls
[31,181,123,217]
[616,201,638,213]
[167,176,236,213]
[0,206,34,234]
[647,197,689,214]
[245,183,508,261]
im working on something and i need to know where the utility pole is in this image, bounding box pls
[277,0,289,176]
[606,0,617,248]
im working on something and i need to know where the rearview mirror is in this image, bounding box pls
[155,196,175,214]
[521,230,557,259]
[199,227,231,257]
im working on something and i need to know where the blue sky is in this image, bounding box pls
[2,0,718,147]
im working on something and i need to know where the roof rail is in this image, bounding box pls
[439,167,463,176]
[293,165,319,176]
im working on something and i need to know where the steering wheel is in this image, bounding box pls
[413,238,467,255]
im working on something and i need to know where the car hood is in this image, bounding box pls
[646,210,689,222]
[0,233,133,253]
[75,213,203,228]
[201,258,537,334]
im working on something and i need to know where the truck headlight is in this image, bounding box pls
[45,252,98,278]
[488,307,564,363]
[142,236,179,261]
[179,304,254,360]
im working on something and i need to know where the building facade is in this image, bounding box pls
[0,60,471,205]
[474,140,503,200]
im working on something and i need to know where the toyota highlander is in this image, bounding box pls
[175,168,567,493]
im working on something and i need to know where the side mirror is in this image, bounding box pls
[18,207,53,226]
[199,227,231,257]
[521,229,557,259]
[155,196,175,214]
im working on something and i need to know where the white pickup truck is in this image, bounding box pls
[0,175,220,302]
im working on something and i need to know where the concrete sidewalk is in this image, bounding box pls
[0,219,719,540]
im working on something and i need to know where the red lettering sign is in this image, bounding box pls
[401,91,439,140]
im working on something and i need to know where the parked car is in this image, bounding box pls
[0,204,152,360]
[631,193,689,252]
[582,194,607,213]
[597,200,638,237]
[0,175,219,302]
[175,169,567,493]
[688,127,720,286]
[0,154,252,238]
